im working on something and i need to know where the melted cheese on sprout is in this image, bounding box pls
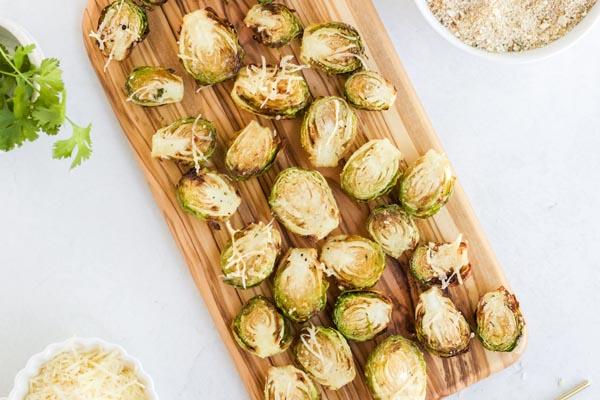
[301,25,366,70]
[337,294,392,339]
[127,75,183,105]
[425,234,469,289]
[264,366,317,400]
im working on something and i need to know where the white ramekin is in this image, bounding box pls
[0,17,44,66]
[8,337,159,400]
[414,0,600,63]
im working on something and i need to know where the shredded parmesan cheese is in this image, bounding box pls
[425,234,469,289]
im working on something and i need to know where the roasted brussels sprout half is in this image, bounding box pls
[178,8,244,86]
[90,0,149,68]
[340,139,403,201]
[476,286,525,352]
[125,66,183,106]
[415,287,472,357]
[221,222,282,289]
[300,22,365,74]
[294,325,356,390]
[244,4,303,48]
[365,336,427,400]
[399,149,455,218]
[273,248,328,323]
[141,0,167,6]
[225,120,281,180]
[258,0,274,4]
[344,70,397,111]
[333,290,392,342]
[232,295,293,358]
[410,234,471,289]
[269,168,340,241]
[151,116,217,169]
[320,235,385,289]
[264,365,320,400]
[231,56,311,119]
[177,168,241,221]
[366,204,419,259]
[300,96,358,167]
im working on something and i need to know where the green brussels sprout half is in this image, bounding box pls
[231,56,311,119]
[269,168,340,241]
[476,286,525,352]
[300,22,365,74]
[294,325,356,390]
[399,149,456,218]
[141,0,167,5]
[333,290,392,342]
[415,287,472,358]
[366,204,419,259]
[258,0,274,4]
[225,120,282,181]
[320,235,386,289]
[125,66,184,106]
[264,365,320,400]
[151,116,217,169]
[273,248,329,323]
[178,8,244,86]
[221,221,282,289]
[344,70,397,111]
[365,336,427,400]
[90,0,149,67]
[176,168,241,221]
[340,139,403,201]
[300,96,358,168]
[232,295,293,358]
[244,4,303,48]
[409,234,471,289]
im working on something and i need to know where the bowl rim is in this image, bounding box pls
[8,337,159,400]
[0,17,44,66]
[413,0,600,63]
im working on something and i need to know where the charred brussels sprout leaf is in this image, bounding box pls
[177,168,241,221]
[320,235,386,289]
[366,204,419,259]
[178,8,244,86]
[264,365,320,400]
[345,70,397,111]
[269,168,340,241]
[300,22,365,74]
[399,149,455,218]
[294,326,356,390]
[273,248,328,323]
[365,336,427,400]
[231,56,311,119]
[125,66,183,106]
[476,286,525,352]
[301,96,358,167]
[333,290,392,342]
[221,222,282,289]
[415,287,472,358]
[410,234,471,289]
[232,295,293,358]
[225,120,281,180]
[151,116,217,169]
[90,0,149,68]
[244,4,303,48]
[341,139,403,201]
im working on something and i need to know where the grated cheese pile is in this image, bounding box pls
[25,346,148,400]
[427,0,597,52]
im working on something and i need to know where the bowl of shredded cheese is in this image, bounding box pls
[414,0,600,62]
[8,337,158,400]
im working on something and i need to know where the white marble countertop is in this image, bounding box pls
[1,0,599,399]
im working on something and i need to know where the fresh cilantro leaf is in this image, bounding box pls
[52,118,92,169]
[32,88,65,135]
[12,44,35,72]
[0,105,39,151]
[11,79,32,118]
[33,58,64,92]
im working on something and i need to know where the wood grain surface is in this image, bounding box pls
[82,1,527,398]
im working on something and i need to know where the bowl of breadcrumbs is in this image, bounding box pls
[415,0,599,61]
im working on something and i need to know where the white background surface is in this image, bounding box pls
[1,0,599,399]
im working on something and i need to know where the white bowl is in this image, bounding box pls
[8,337,159,400]
[0,17,44,66]
[414,0,600,62]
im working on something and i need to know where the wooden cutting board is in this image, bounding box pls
[82,0,527,398]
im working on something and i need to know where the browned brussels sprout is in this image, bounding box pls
[141,0,167,6]
[344,70,397,111]
[366,204,419,259]
[333,290,392,342]
[125,67,184,106]
[264,365,320,400]
[476,286,525,352]
[244,4,303,48]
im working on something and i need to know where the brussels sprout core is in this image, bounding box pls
[301,96,358,167]
[244,4,303,48]
[476,286,525,352]
[320,235,386,289]
[341,139,403,201]
[366,204,419,259]
[294,325,356,390]
[125,67,184,106]
[415,287,472,358]
[365,336,427,400]
[344,70,397,111]
[333,290,393,342]
[264,366,319,400]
